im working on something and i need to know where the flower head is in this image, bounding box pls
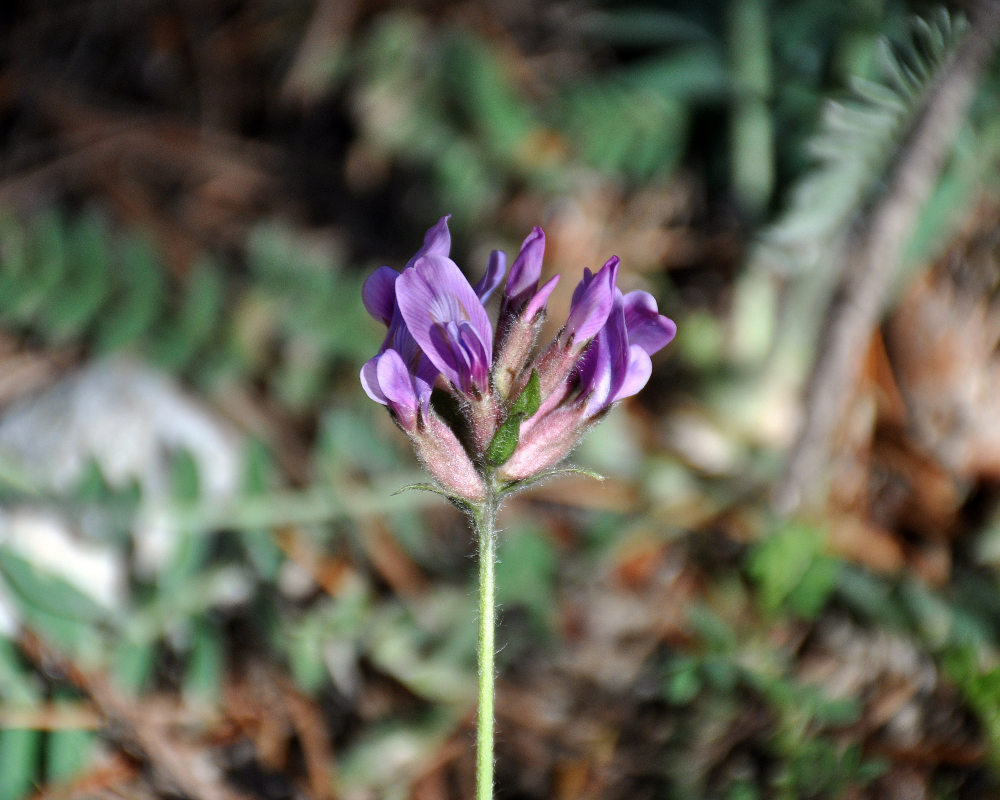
[361,216,675,501]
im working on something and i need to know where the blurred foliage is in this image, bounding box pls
[759,7,970,272]
[0,211,378,410]
[748,521,840,619]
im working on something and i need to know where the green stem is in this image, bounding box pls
[474,495,498,800]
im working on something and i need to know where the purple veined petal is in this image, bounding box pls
[579,289,630,415]
[376,348,427,430]
[523,274,560,320]
[602,291,631,396]
[413,351,442,389]
[429,319,492,395]
[610,344,653,404]
[623,291,677,355]
[456,320,492,390]
[396,255,494,394]
[360,355,388,405]
[578,333,613,416]
[569,267,595,308]
[564,256,619,346]
[474,249,507,304]
[404,215,452,268]
[505,227,545,309]
[362,266,400,326]
[385,309,422,366]
[428,322,465,386]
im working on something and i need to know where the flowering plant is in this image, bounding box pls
[361,216,675,798]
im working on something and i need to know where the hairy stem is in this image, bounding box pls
[474,495,498,800]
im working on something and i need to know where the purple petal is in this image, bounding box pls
[569,267,595,308]
[396,255,493,393]
[623,291,677,355]
[376,349,425,430]
[564,257,619,346]
[362,266,399,326]
[474,249,507,304]
[578,289,631,415]
[581,343,627,418]
[577,335,611,415]
[505,227,545,309]
[384,309,420,365]
[430,320,492,394]
[456,321,491,390]
[405,215,452,268]
[360,356,388,405]
[603,293,631,395]
[523,274,560,320]
[611,345,653,404]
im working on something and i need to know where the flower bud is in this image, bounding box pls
[497,405,589,483]
[412,410,487,502]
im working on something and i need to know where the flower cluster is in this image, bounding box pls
[361,216,676,503]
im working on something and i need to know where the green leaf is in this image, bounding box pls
[184,619,223,702]
[747,522,838,618]
[485,370,540,466]
[45,700,94,785]
[149,259,224,370]
[0,547,109,628]
[582,9,712,48]
[12,212,67,323]
[0,639,38,705]
[0,729,41,800]
[41,214,111,341]
[663,656,702,704]
[94,233,164,353]
[112,638,154,694]
[169,450,202,503]
[240,440,283,580]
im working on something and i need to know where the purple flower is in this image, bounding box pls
[562,257,619,349]
[576,288,676,417]
[492,229,560,398]
[362,215,676,496]
[501,227,559,320]
[359,291,438,416]
[396,255,495,399]
[474,250,507,304]
[361,265,399,326]
[361,215,503,407]
[362,348,431,431]
[499,279,675,483]
[528,255,620,401]
[404,214,452,268]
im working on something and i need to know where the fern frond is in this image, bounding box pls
[0,212,378,410]
[757,7,967,273]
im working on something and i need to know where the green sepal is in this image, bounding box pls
[498,465,605,497]
[484,419,520,466]
[484,370,541,466]
[509,369,541,418]
[391,482,474,512]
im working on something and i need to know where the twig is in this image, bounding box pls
[773,0,1000,513]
